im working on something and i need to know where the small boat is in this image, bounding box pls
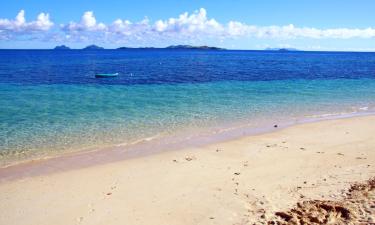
[95,73,119,78]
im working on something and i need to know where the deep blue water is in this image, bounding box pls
[1,49,375,166]
[2,50,375,85]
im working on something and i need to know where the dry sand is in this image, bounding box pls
[0,115,374,225]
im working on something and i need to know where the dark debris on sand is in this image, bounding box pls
[268,177,375,225]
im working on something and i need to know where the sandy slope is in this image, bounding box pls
[0,116,374,225]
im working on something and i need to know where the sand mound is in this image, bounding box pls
[269,178,375,225]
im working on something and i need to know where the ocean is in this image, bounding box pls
[1,49,375,166]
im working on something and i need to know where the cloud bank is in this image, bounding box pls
[0,10,53,40]
[1,8,375,44]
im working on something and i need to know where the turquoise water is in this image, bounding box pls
[1,50,375,166]
[1,79,375,166]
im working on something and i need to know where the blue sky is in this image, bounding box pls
[1,0,375,50]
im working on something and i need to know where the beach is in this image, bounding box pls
[2,2,375,224]
[0,115,374,225]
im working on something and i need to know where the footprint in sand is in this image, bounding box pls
[185,156,196,161]
[87,203,95,214]
[356,157,367,160]
[76,216,84,224]
[103,185,117,196]
[266,144,278,148]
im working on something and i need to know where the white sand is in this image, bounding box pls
[0,116,374,225]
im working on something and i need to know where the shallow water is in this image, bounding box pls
[1,49,375,166]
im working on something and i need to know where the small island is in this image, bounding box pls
[53,45,71,50]
[51,45,224,50]
[265,47,300,52]
[116,47,156,50]
[82,45,105,50]
[116,45,225,50]
[166,45,225,50]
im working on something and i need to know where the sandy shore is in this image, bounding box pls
[0,115,374,225]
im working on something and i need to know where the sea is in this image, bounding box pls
[1,49,375,167]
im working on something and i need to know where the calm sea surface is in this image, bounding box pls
[1,49,375,166]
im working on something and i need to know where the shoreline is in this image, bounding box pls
[2,78,375,170]
[0,114,374,224]
[0,111,374,182]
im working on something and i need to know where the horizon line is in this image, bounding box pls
[0,47,375,53]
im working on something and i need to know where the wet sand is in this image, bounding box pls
[0,115,374,225]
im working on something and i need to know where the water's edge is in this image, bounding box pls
[0,111,374,183]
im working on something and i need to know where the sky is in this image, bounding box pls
[1,0,375,50]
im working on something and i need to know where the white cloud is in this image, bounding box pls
[152,8,223,35]
[62,11,106,32]
[227,21,254,36]
[2,8,375,45]
[248,25,375,39]
[59,8,375,43]
[223,23,375,39]
[109,18,150,36]
[0,10,53,32]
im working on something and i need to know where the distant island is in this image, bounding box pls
[165,45,225,50]
[48,45,306,51]
[116,47,156,50]
[52,44,225,50]
[82,45,105,50]
[53,44,104,50]
[265,47,300,52]
[54,45,71,50]
[117,45,225,50]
